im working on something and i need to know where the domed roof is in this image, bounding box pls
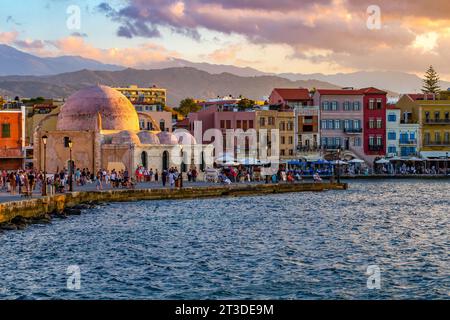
[175,131,197,145]
[57,85,140,131]
[137,131,160,145]
[157,131,179,145]
[111,131,141,145]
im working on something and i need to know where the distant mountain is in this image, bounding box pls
[0,67,340,107]
[0,44,123,76]
[279,71,450,95]
[141,58,269,78]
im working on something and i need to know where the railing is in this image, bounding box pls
[425,119,450,124]
[368,145,384,151]
[399,139,417,145]
[423,141,450,146]
[344,128,363,134]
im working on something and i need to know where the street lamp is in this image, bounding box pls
[336,147,342,184]
[42,135,48,196]
[446,152,448,176]
[68,139,73,192]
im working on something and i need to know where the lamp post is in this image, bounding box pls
[42,135,48,196]
[336,147,342,184]
[446,152,448,176]
[68,139,73,192]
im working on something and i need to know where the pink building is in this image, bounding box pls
[189,105,255,156]
[313,89,365,161]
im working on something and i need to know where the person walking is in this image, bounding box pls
[162,170,167,187]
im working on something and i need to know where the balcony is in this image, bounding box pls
[344,128,363,134]
[368,145,384,152]
[399,139,417,145]
[425,119,450,124]
[423,141,450,147]
[323,145,348,151]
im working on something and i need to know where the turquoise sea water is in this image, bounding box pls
[0,180,448,299]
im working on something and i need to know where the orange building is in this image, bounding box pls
[0,107,26,170]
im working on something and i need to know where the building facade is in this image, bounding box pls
[362,88,387,158]
[386,106,420,158]
[0,106,26,170]
[114,85,167,107]
[419,100,450,159]
[313,89,365,161]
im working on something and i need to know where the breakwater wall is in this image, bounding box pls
[0,183,347,225]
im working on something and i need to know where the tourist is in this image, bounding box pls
[169,171,176,188]
[192,168,198,183]
[96,170,103,190]
[155,169,159,182]
[9,172,16,195]
[187,169,192,182]
[162,169,167,187]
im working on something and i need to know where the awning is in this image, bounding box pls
[420,151,450,159]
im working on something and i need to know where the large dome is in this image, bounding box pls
[57,85,140,131]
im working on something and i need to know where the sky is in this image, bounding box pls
[0,0,449,78]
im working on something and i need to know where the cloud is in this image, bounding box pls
[0,31,19,44]
[49,36,178,67]
[94,0,450,76]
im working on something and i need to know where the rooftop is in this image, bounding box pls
[273,88,310,100]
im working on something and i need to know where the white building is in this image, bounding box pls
[386,107,420,158]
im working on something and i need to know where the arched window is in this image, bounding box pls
[200,152,205,172]
[162,151,169,171]
[141,151,148,169]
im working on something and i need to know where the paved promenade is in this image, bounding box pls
[0,181,257,204]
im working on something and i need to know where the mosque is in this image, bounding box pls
[33,85,212,176]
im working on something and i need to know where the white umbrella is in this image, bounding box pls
[215,153,235,163]
[409,157,424,162]
[237,158,259,165]
[348,159,365,164]
[376,159,390,164]
[331,160,348,165]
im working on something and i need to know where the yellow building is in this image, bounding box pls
[255,110,295,160]
[114,85,167,107]
[418,100,450,159]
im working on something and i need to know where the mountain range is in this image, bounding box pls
[1,44,450,105]
[0,68,339,107]
[0,44,122,76]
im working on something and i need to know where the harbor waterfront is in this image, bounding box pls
[0,182,347,226]
[0,179,448,300]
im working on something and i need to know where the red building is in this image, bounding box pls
[0,107,26,170]
[268,88,311,109]
[361,87,387,156]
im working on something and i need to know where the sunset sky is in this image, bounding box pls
[1,0,449,78]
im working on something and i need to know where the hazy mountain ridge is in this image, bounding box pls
[0,44,123,76]
[0,67,340,107]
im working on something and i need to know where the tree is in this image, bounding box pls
[422,65,440,94]
[237,98,255,110]
[176,98,202,117]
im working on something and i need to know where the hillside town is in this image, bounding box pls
[0,75,449,196]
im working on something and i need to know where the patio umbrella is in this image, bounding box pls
[331,160,348,165]
[348,159,365,164]
[375,159,390,164]
[215,153,235,163]
[409,157,424,162]
[238,158,259,165]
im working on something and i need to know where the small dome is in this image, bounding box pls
[112,131,141,145]
[157,131,178,145]
[176,131,197,145]
[138,131,160,145]
[57,85,140,131]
